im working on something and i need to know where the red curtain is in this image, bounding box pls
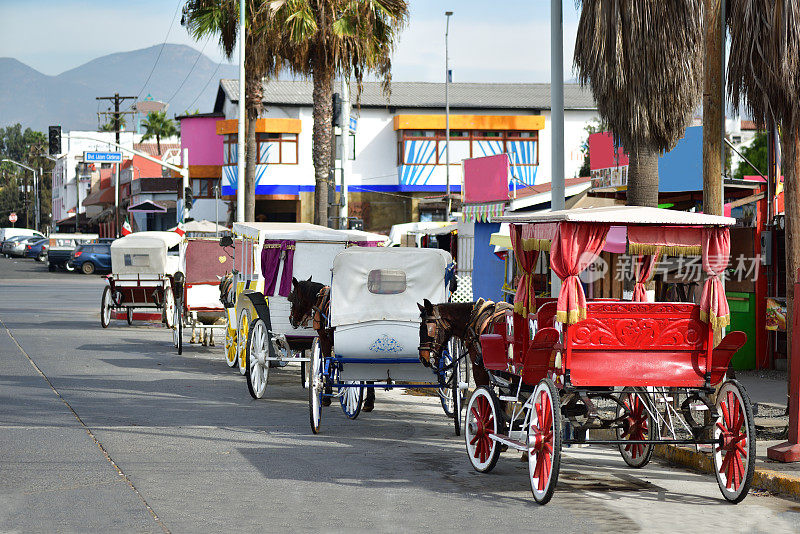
[511,224,539,317]
[550,222,609,324]
[632,252,660,302]
[699,227,731,330]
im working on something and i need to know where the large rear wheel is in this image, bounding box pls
[100,286,112,328]
[713,379,755,503]
[163,287,175,329]
[465,386,502,473]
[308,338,323,434]
[528,378,562,505]
[246,319,269,399]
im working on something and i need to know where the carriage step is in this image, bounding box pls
[489,433,527,451]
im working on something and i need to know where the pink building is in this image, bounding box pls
[177,112,228,222]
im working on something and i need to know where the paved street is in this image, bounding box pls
[1,257,800,533]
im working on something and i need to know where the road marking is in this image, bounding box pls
[0,316,171,534]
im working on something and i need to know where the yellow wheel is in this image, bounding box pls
[224,319,237,368]
[237,307,250,376]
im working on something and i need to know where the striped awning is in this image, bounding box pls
[462,202,506,223]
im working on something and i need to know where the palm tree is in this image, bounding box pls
[728,1,800,399]
[99,115,127,132]
[573,1,703,207]
[182,0,283,222]
[270,0,408,225]
[141,111,179,154]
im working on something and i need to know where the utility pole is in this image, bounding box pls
[96,93,136,237]
[702,0,724,216]
[445,11,453,217]
[550,0,565,298]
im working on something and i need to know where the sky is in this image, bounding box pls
[0,0,582,82]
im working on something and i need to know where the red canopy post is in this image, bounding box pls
[767,267,800,462]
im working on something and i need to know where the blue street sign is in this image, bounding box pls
[349,117,357,134]
[84,151,122,163]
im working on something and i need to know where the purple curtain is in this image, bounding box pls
[261,240,296,296]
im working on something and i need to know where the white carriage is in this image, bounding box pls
[101,231,183,328]
[223,222,388,399]
[308,247,456,433]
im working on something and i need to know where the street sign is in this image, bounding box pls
[8,212,17,223]
[84,151,122,163]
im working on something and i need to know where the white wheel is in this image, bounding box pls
[339,382,364,419]
[236,307,251,376]
[100,286,112,328]
[174,299,182,355]
[246,319,269,399]
[164,287,175,329]
[713,380,755,503]
[528,378,562,505]
[616,387,656,468]
[465,386,502,473]
[308,337,323,434]
[224,317,237,368]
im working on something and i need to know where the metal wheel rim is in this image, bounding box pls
[616,389,654,466]
[101,288,112,326]
[465,388,498,471]
[529,383,556,500]
[237,309,249,375]
[249,320,268,398]
[225,324,237,367]
[340,381,363,418]
[164,288,174,328]
[309,339,322,432]
[713,382,752,501]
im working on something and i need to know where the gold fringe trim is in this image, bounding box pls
[521,238,551,251]
[628,242,701,256]
[700,310,731,331]
[556,307,586,325]
[513,301,528,317]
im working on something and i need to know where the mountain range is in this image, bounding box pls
[0,44,240,132]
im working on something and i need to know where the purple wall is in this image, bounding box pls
[180,116,224,166]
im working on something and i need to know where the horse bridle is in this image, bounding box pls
[290,289,328,330]
[418,310,451,366]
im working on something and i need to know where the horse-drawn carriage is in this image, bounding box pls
[101,231,183,328]
[171,237,231,354]
[221,223,388,399]
[306,246,467,433]
[420,206,753,504]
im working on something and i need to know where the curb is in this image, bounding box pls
[592,429,800,501]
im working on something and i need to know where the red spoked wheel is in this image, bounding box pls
[527,378,561,505]
[616,387,656,468]
[464,386,502,473]
[713,380,755,503]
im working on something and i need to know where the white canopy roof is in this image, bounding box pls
[183,220,229,233]
[110,231,183,275]
[330,247,452,326]
[495,206,736,226]
[112,231,184,249]
[232,222,389,244]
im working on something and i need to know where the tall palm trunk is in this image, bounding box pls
[626,147,659,207]
[245,74,263,222]
[782,123,800,394]
[312,63,334,226]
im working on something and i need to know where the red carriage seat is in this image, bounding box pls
[536,301,558,330]
[521,327,561,385]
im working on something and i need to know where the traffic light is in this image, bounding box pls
[184,186,193,210]
[48,125,61,155]
[332,93,342,127]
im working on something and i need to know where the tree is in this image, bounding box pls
[182,0,283,222]
[728,1,800,409]
[99,115,127,132]
[733,131,768,181]
[573,1,703,207]
[140,111,179,154]
[578,118,609,178]
[0,124,53,228]
[270,0,408,225]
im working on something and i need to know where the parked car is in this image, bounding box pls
[46,233,99,272]
[0,227,45,243]
[69,243,112,274]
[2,235,37,257]
[24,238,48,262]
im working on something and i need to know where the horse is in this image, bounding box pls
[288,276,376,411]
[417,298,513,388]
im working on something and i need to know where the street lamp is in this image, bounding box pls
[445,11,453,217]
[2,158,38,231]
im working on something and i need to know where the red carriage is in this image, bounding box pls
[466,206,753,504]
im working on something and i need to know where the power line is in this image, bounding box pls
[185,59,224,111]
[166,35,213,105]
[129,0,183,109]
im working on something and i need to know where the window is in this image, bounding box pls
[192,178,217,198]
[124,254,150,267]
[367,269,407,294]
[397,129,539,167]
[256,132,298,165]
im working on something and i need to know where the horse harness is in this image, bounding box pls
[311,286,331,331]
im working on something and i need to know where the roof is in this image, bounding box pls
[232,222,389,243]
[133,143,180,158]
[216,80,596,111]
[175,111,225,120]
[82,186,116,206]
[495,206,736,226]
[111,231,183,249]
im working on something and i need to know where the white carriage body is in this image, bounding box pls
[110,231,183,279]
[231,222,389,341]
[330,247,452,382]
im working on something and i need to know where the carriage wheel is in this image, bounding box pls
[173,298,183,355]
[616,387,656,468]
[246,319,269,399]
[300,360,307,388]
[465,386,502,473]
[308,337,323,434]
[339,382,364,419]
[224,315,237,368]
[528,378,562,505]
[100,286,112,328]
[126,307,133,325]
[438,345,456,418]
[237,307,250,376]
[164,287,175,329]
[451,355,463,436]
[713,379,755,503]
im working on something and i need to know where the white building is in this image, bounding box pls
[211,80,597,230]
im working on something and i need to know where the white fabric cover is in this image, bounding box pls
[330,247,451,326]
[186,284,223,310]
[496,205,735,226]
[232,222,388,244]
[111,232,184,275]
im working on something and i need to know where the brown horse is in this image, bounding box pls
[288,277,375,411]
[418,298,513,388]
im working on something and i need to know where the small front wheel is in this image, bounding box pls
[126,307,133,325]
[616,387,656,468]
[163,287,175,329]
[464,386,503,473]
[339,382,364,419]
[224,315,237,368]
[713,379,756,503]
[308,337,323,434]
[236,307,251,376]
[100,286,112,328]
[528,378,562,505]
[173,298,183,355]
